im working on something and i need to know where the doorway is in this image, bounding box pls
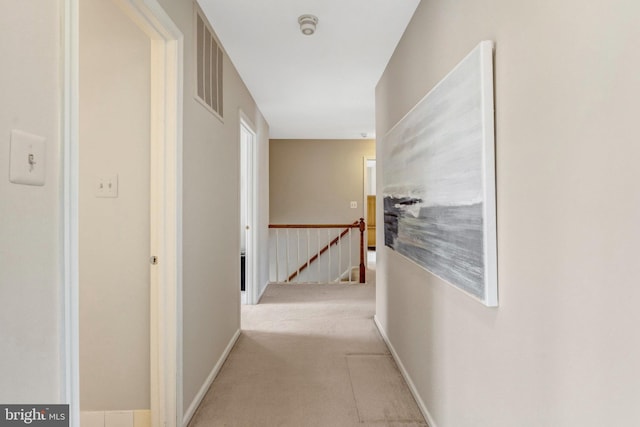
[240,115,257,305]
[364,158,377,268]
[69,0,183,425]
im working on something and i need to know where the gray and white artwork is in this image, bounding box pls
[382,41,497,306]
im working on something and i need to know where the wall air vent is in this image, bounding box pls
[195,7,223,118]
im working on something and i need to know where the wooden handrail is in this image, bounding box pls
[269,218,366,284]
[269,223,361,229]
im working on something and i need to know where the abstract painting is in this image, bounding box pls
[382,41,497,306]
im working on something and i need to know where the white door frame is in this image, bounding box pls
[362,157,376,250]
[63,1,184,426]
[239,111,258,305]
[62,1,80,424]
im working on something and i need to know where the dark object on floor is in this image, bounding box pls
[240,252,245,291]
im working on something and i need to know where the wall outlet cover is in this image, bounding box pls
[9,130,46,186]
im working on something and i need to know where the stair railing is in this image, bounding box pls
[269,218,366,284]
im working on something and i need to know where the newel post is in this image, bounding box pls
[358,218,366,284]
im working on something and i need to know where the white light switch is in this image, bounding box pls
[350,201,358,209]
[96,174,118,198]
[9,130,46,186]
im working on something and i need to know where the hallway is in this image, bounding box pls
[188,267,427,426]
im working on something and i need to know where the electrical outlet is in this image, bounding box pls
[350,201,357,209]
[96,174,118,198]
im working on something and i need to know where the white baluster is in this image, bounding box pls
[285,229,290,283]
[296,228,300,282]
[327,229,331,283]
[338,230,342,283]
[317,229,321,282]
[348,228,352,282]
[306,228,310,282]
[275,229,280,282]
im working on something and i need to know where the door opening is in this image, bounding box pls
[70,0,183,425]
[364,158,377,267]
[240,116,257,305]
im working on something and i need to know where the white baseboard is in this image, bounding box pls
[182,328,241,427]
[80,410,150,427]
[374,315,438,427]
[256,281,269,303]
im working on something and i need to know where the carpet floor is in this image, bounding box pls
[188,268,427,427]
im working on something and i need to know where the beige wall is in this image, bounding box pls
[0,0,63,403]
[270,139,375,224]
[79,0,150,410]
[375,1,640,426]
[156,0,270,418]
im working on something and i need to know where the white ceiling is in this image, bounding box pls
[198,0,420,139]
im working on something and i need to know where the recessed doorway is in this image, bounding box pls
[240,115,257,305]
[364,158,377,268]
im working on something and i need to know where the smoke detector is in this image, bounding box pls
[298,14,318,36]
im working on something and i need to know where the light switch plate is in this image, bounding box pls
[9,130,46,186]
[96,174,118,198]
[350,201,358,208]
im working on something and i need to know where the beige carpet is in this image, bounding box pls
[188,269,427,427]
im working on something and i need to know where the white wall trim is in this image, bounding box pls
[113,3,185,427]
[374,315,438,427]
[81,410,151,427]
[182,329,241,427]
[62,0,80,424]
[238,109,257,134]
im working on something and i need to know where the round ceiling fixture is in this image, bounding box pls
[298,14,318,36]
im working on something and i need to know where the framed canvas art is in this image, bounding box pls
[382,41,497,306]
